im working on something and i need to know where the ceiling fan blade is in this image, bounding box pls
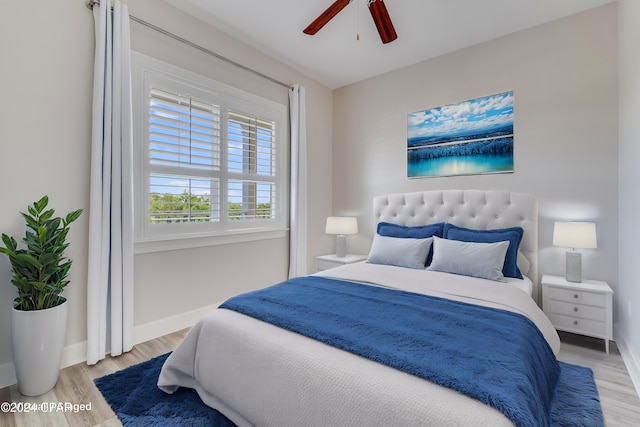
[368,0,397,44]
[303,0,352,35]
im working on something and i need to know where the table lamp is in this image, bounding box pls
[326,217,358,257]
[552,221,597,283]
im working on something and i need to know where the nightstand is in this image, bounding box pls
[541,274,613,353]
[315,254,367,272]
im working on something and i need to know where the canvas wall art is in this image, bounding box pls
[407,91,514,178]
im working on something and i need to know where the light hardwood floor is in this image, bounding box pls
[1,329,639,426]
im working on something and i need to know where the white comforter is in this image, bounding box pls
[158,263,560,427]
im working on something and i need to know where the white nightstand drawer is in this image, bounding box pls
[315,254,368,272]
[316,259,338,272]
[548,313,606,338]
[546,300,606,322]
[548,287,606,307]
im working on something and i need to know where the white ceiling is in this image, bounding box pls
[165,0,614,89]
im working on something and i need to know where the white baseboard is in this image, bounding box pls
[616,336,640,399]
[0,303,218,390]
[132,303,218,345]
[0,362,16,391]
[61,340,89,369]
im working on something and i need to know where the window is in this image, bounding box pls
[132,54,287,252]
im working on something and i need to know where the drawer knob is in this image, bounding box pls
[573,320,578,325]
[573,307,579,312]
[573,294,579,299]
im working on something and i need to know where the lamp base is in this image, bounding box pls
[336,234,346,258]
[565,250,582,283]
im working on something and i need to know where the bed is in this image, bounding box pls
[158,190,561,427]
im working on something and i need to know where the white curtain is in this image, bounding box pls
[288,85,308,278]
[87,0,134,365]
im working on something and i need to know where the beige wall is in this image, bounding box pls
[617,0,640,391]
[0,0,333,373]
[0,0,94,372]
[333,4,618,303]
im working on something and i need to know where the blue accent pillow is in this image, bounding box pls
[443,223,524,279]
[377,222,445,265]
[377,222,445,239]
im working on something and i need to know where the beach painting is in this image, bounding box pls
[407,91,514,178]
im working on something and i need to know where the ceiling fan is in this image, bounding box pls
[303,0,398,44]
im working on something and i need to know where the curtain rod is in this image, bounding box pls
[86,0,291,89]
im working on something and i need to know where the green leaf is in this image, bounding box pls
[21,212,39,231]
[34,195,49,213]
[39,209,55,222]
[65,209,83,224]
[1,234,17,252]
[14,253,43,269]
[37,225,47,244]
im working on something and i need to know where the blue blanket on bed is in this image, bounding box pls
[219,276,560,427]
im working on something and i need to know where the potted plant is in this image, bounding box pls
[0,195,82,396]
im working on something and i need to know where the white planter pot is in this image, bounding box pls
[11,299,68,396]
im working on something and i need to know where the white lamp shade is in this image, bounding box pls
[553,221,597,249]
[325,217,358,235]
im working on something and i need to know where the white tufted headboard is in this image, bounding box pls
[373,190,539,289]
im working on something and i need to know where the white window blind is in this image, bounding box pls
[227,110,277,221]
[133,53,287,252]
[148,88,221,224]
[149,89,220,172]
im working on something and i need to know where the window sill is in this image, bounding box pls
[134,229,288,254]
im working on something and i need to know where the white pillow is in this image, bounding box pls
[427,236,509,282]
[367,234,433,269]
